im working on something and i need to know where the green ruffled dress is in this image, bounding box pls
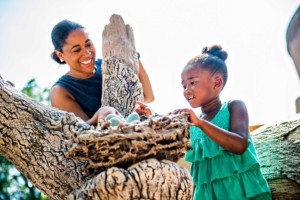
[185,102,271,200]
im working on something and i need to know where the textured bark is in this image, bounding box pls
[0,75,193,199]
[66,114,191,169]
[101,14,142,117]
[68,159,193,200]
[0,14,193,199]
[251,114,300,199]
[0,79,90,199]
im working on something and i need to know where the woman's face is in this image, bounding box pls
[57,29,96,78]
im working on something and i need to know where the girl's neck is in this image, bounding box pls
[201,98,222,121]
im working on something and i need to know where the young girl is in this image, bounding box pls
[173,45,271,199]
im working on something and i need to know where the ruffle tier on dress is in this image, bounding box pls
[186,102,271,200]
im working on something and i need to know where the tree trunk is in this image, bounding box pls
[0,14,193,199]
[251,114,300,199]
[101,14,143,117]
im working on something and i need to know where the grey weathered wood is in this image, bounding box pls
[0,78,90,198]
[101,14,143,117]
[65,114,191,169]
[0,74,193,199]
[68,159,193,200]
[251,114,300,199]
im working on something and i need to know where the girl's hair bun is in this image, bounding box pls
[202,45,228,61]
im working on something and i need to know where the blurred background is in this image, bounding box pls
[0,1,300,198]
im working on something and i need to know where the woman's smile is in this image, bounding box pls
[80,58,92,65]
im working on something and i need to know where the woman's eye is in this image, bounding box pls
[73,48,81,53]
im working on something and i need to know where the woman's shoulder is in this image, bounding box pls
[50,85,74,101]
[52,74,70,88]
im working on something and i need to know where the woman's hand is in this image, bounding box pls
[88,106,124,125]
[97,106,124,121]
[135,101,152,116]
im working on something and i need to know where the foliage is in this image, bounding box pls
[21,78,50,106]
[0,78,49,200]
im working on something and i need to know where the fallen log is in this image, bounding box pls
[251,114,300,199]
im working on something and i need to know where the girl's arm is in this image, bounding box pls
[173,100,249,154]
[138,60,155,103]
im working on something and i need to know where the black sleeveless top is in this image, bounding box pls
[53,59,102,118]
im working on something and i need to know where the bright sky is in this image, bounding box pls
[0,0,299,125]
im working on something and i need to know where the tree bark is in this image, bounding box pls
[2,74,300,199]
[251,114,300,199]
[0,73,193,199]
[101,14,143,117]
[0,79,88,198]
[0,14,193,199]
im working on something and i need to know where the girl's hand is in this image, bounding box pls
[135,101,152,116]
[173,108,199,125]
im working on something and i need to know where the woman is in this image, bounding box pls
[50,20,154,125]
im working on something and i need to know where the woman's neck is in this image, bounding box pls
[201,98,222,121]
[67,68,96,79]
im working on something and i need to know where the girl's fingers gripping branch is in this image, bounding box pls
[173,108,198,124]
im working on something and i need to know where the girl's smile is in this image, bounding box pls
[181,66,215,108]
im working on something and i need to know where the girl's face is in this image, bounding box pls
[181,65,218,108]
[56,29,96,78]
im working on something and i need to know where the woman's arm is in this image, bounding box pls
[138,60,155,103]
[51,86,124,126]
[50,86,89,121]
